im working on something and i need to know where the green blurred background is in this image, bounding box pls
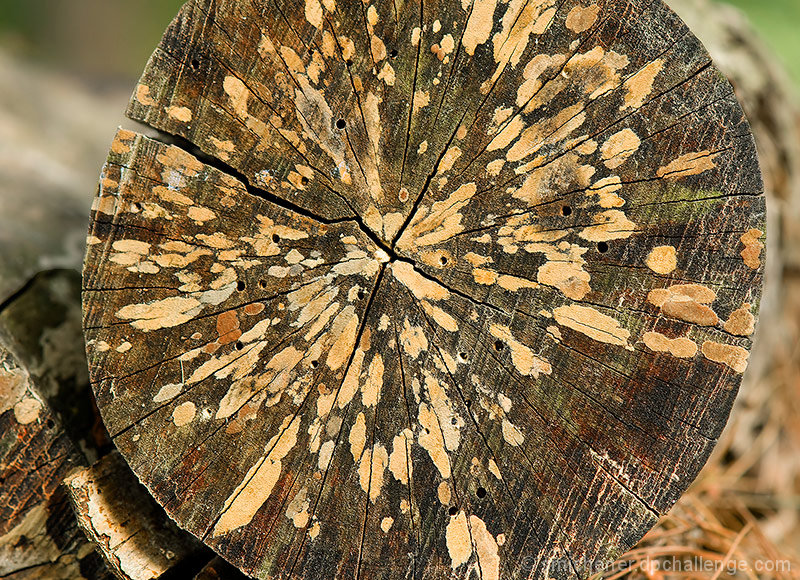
[0,0,797,87]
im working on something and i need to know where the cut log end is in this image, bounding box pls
[83,0,765,578]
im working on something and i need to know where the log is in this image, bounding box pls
[63,451,208,580]
[0,273,113,579]
[82,0,766,579]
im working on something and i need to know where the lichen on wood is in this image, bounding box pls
[83,0,765,578]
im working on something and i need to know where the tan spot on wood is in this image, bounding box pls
[438,481,452,505]
[565,4,600,33]
[445,511,472,569]
[622,59,664,110]
[388,430,412,485]
[350,412,367,462]
[724,304,755,336]
[116,341,132,353]
[418,403,450,478]
[116,296,203,332]
[362,354,384,407]
[308,522,320,539]
[497,274,538,292]
[13,397,42,425]
[187,206,216,223]
[213,415,301,536]
[647,284,719,326]
[380,517,394,533]
[135,84,156,106]
[473,268,499,286]
[397,183,476,248]
[488,459,502,480]
[153,383,182,403]
[646,245,677,274]
[701,341,749,373]
[554,305,631,347]
[391,261,450,301]
[462,0,498,55]
[326,308,359,370]
[502,419,525,446]
[642,332,697,359]
[656,150,719,179]
[172,402,196,427]
[360,443,388,502]
[420,301,459,332]
[600,129,640,169]
[304,0,324,29]
[470,515,500,580]
[166,106,193,123]
[579,210,637,242]
[588,176,625,208]
[490,324,552,378]
[286,488,310,528]
[377,62,396,85]
[438,146,462,173]
[740,229,764,269]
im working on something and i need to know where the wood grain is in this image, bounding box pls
[83,0,765,578]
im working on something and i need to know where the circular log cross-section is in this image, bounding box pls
[82,0,765,578]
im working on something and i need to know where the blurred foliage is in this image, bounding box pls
[0,0,797,88]
[0,0,185,82]
[722,0,800,88]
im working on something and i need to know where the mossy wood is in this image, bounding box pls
[82,0,765,578]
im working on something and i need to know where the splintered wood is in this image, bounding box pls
[82,0,765,578]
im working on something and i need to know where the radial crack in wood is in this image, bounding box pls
[84,0,765,578]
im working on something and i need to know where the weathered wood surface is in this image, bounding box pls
[82,0,765,578]
[0,273,114,579]
[64,451,207,580]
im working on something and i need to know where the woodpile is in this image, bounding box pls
[1,0,798,578]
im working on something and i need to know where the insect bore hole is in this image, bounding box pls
[190,58,200,70]
[439,255,448,266]
[458,352,468,362]
[237,281,246,292]
[46,419,55,429]
[561,205,572,216]
[448,506,458,516]
[357,288,367,300]
[476,487,487,499]
[258,279,268,290]
[493,340,504,352]
[336,118,346,130]
[272,233,280,243]
[235,341,244,351]
[390,48,398,58]
[311,360,319,368]
[597,241,609,253]
[301,176,309,186]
